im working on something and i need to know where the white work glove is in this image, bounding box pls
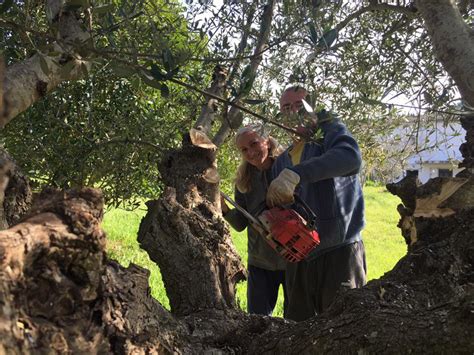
[266,168,300,207]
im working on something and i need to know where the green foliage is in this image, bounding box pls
[2,1,469,207]
[308,22,319,45]
[217,137,241,196]
[316,28,338,49]
[0,1,49,65]
[1,0,212,206]
[247,2,463,183]
[0,0,14,15]
[2,67,202,206]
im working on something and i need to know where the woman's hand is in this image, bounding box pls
[220,192,230,215]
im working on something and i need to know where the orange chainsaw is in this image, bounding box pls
[222,193,320,263]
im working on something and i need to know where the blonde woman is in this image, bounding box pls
[221,124,287,316]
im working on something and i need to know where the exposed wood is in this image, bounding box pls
[414,177,470,217]
[389,174,474,247]
[189,128,218,151]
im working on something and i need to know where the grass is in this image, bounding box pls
[102,185,405,317]
[363,186,406,280]
[102,207,169,309]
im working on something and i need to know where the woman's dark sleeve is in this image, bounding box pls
[223,189,249,232]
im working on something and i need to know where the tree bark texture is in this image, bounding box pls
[416,0,474,108]
[137,129,246,316]
[0,188,109,353]
[193,65,229,136]
[0,147,473,353]
[459,115,474,170]
[0,149,32,229]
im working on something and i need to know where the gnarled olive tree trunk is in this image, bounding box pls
[0,128,473,353]
[137,129,246,316]
[0,149,31,230]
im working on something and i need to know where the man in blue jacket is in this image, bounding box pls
[267,86,367,321]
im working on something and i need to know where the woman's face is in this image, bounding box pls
[236,131,271,170]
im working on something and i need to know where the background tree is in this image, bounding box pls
[0,0,215,206]
[3,0,472,201]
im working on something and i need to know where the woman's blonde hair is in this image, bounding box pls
[234,124,284,193]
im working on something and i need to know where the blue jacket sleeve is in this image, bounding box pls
[290,120,362,183]
[223,189,249,232]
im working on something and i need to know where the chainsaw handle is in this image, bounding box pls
[294,194,317,229]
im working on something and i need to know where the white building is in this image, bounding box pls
[397,118,465,183]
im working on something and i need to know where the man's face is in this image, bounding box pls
[280,88,317,137]
[280,88,308,114]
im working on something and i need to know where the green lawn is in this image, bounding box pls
[102,206,169,309]
[102,185,406,317]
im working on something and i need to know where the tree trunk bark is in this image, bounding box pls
[0,139,473,353]
[459,115,474,171]
[0,149,32,230]
[137,129,246,316]
[415,0,474,108]
[193,65,228,136]
[0,188,108,353]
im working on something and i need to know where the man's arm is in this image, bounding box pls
[290,120,362,183]
[266,120,362,207]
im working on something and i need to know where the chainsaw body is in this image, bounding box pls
[257,206,320,263]
[222,193,320,263]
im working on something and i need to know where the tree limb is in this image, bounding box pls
[1,0,92,127]
[415,0,474,107]
[212,0,276,146]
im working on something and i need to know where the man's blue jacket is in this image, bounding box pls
[271,118,365,261]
